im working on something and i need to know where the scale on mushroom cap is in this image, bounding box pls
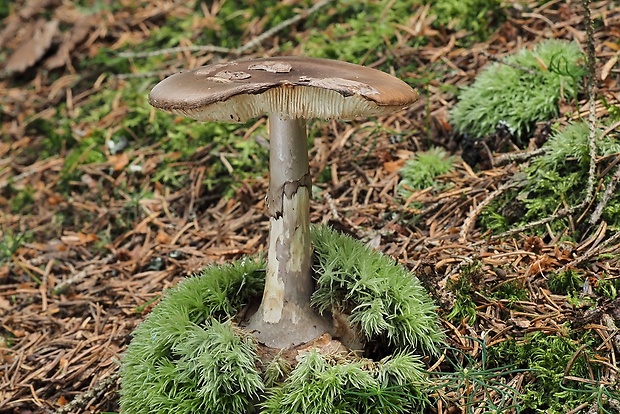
[149,56,419,349]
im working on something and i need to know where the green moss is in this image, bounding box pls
[451,40,584,142]
[262,350,428,414]
[301,0,503,67]
[430,338,525,412]
[427,0,505,41]
[522,123,620,229]
[398,147,455,202]
[311,226,444,356]
[602,96,620,121]
[490,280,529,303]
[480,122,620,237]
[548,270,584,295]
[0,0,14,20]
[60,134,107,180]
[119,259,266,414]
[0,228,31,268]
[301,0,427,69]
[47,73,266,194]
[120,226,443,413]
[593,275,619,300]
[445,262,482,323]
[487,331,617,413]
[9,186,36,214]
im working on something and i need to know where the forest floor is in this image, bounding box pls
[1,0,620,413]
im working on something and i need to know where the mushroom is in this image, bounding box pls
[149,56,418,349]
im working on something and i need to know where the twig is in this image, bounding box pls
[459,181,520,242]
[601,314,620,359]
[118,0,336,61]
[557,230,620,273]
[118,44,231,58]
[582,0,598,206]
[53,254,116,294]
[324,192,340,220]
[53,371,119,414]
[234,0,336,54]
[488,202,581,240]
[589,163,620,224]
[566,401,590,414]
[599,120,620,142]
[610,398,620,413]
[493,147,547,166]
[114,68,179,80]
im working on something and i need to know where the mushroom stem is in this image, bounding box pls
[247,115,332,348]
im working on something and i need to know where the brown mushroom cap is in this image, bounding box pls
[149,57,418,122]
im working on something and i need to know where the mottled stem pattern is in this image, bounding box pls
[247,116,332,348]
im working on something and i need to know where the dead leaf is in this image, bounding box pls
[395,149,413,159]
[0,142,10,158]
[350,216,367,226]
[156,230,172,244]
[295,333,349,360]
[109,153,130,171]
[5,19,59,73]
[524,235,544,254]
[0,18,20,48]
[430,106,452,138]
[601,55,618,81]
[0,264,9,280]
[510,318,531,329]
[80,174,98,190]
[19,0,61,19]
[56,395,68,406]
[0,296,11,312]
[46,193,64,205]
[383,160,404,173]
[527,254,557,275]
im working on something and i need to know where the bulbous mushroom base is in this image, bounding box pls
[246,300,334,349]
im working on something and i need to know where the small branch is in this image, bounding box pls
[557,230,620,273]
[235,0,335,54]
[459,181,520,242]
[601,314,620,358]
[562,344,589,385]
[599,120,620,142]
[324,192,340,220]
[118,0,336,61]
[114,68,179,80]
[54,371,119,414]
[589,163,620,224]
[118,45,231,58]
[582,0,598,206]
[53,254,116,294]
[493,147,547,166]
[489,201,585,241]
